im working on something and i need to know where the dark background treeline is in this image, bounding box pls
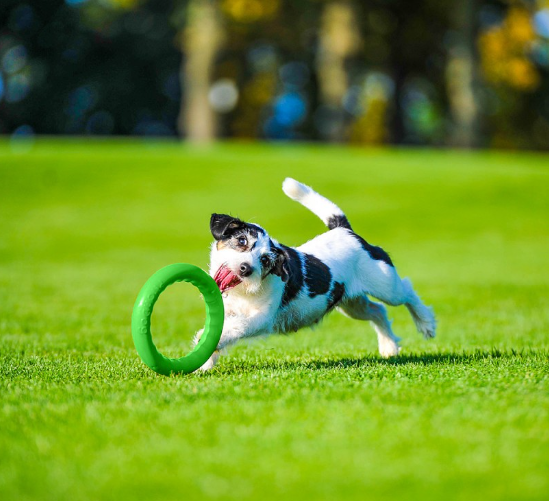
[1,0,548,149]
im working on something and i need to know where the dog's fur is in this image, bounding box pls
[195,178,436,370]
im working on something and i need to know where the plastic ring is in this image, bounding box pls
[131,263,224,376]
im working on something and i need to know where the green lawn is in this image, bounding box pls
[1,140,548,501]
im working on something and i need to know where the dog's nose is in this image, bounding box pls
[239,263,253,277]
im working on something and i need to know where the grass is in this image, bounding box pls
[1,139,548,501]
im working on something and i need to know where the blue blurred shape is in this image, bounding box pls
[12,124,34,138]
[6,74,31,103]
[133,117,173,136]
[534,9,549,38]
[10,125,35,153]
[273,92,307,126]
[279,62,310,90]
[532,42,549,67]
[0,74,4,102]
[86,111,115,135]
[342,85,363,116]
[162,73,180,102]
[11,5,35,32]
[66,85,98,118]
[248,44,277,73]
[65,0,88,6]
[479,6,503,29]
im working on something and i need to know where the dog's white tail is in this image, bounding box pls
[282,178,352,230]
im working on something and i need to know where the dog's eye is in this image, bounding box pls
[260,255,271,268]
[237,236,247,246]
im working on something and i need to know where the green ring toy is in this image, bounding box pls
[131,263,224,376]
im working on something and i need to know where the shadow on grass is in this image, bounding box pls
[213,348,542,375]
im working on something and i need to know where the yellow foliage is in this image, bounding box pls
[222,0,280,23]
[479,28,507,59]
[478,6,540,91]
[350,98,388,145]
[507,57,540,90]
[505,7,535,45]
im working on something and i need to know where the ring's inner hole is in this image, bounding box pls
[150,280,207,359]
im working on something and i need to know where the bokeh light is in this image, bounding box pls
[402,78,442,142]
[6,73,31,103]
[247,44,277,73]
[264,91,307,139]
[209,79,239,113]
[533,8,549,38]
[2,45,28,75]
[65,85,98,119]
[273,92,307,126]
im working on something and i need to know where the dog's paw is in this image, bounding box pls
[416,314,436,339]
[420,323,436,339]
[378,338,401,358]
[197,350,220,371]
[197,359,215,372]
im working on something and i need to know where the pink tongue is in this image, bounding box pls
[214,266,241,292]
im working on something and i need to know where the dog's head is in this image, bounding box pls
[209,213,288,294]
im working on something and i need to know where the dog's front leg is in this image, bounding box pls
[195,313,268,371]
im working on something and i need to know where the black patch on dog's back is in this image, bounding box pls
[327,282,345,311]
[327,214,352,230]
[351,232,393,266]
[303,254,332,298]
[280,245,304,307]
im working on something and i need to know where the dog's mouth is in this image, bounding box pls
[213,265,242,293]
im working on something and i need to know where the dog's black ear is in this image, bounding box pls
[271,246,289,283]
[210,213,245,240]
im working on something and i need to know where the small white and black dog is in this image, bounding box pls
[196,178,436,370]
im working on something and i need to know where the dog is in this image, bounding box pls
[195,178,436,370]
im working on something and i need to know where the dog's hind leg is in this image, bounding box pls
[366,268,436,341]
[338,295,401,358]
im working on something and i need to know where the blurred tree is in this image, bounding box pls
[177,0,224,141]
[316,0,361,142]
[446,0,481,148]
